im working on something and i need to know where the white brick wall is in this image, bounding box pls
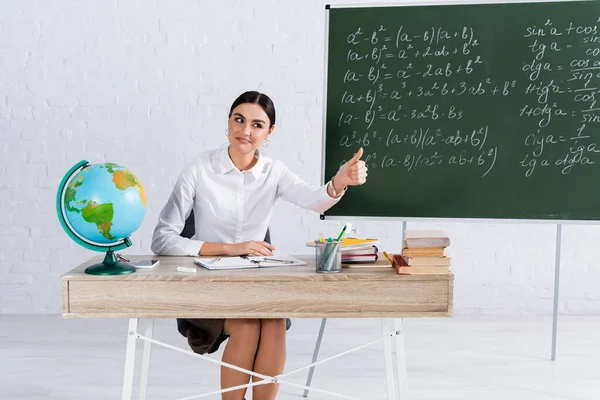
[1,0,599,315]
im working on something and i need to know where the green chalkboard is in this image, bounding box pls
[322,0,600,221]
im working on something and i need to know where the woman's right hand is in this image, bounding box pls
[226,241,275,256]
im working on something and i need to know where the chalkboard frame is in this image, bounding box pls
[319,0,600,224]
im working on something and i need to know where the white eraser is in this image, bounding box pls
[176,266,197,273]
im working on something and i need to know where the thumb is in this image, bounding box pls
[350,147,364,163]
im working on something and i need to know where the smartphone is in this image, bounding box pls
[133,259,160,269]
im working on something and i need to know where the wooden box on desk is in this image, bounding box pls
[62,254,454,319]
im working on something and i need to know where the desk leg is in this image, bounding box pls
[303,317,328,398]
[122,318,139,400]
[392,318,408,399]
[382,319,396,400]
[382,318,408,400]
[139,319,154,400]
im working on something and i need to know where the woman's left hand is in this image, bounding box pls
[334,147,368,188]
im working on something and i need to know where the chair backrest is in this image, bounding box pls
[180,210,196,240]
[180,209,271,244]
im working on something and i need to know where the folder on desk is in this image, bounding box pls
[306,238,379,250]
[193,255,307,270]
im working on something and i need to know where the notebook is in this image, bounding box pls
[192,255,307,270]
[342,245,379,255]
[341,253,379,263]
[343,255,391,268]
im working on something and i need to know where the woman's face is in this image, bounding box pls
[227,103,274,155]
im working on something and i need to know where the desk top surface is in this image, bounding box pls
[62,254,454,282]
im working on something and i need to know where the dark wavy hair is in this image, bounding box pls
[228,91,276,128]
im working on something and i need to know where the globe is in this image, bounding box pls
[56,160,147,275]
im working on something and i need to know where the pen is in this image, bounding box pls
[383,251,394,265]
[335,224,348,241]
[262,257,296,264]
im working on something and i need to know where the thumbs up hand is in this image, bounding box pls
[333,147,368,190]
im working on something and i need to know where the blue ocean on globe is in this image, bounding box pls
[63,163,146,245]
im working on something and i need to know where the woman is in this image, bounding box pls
[151,91,367,400]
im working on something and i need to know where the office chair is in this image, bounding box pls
[177,210,326,397]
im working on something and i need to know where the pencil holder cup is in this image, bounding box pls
[315,240,342,273]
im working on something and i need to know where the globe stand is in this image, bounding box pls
[85,249,136,275]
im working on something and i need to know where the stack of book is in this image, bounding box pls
[341,243,379,264]
[338,238,380,264]
[394,230,451,275]
[307,238,381,264]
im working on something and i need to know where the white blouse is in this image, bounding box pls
[151,146,343,256]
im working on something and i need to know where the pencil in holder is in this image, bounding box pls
[315,240,342,273]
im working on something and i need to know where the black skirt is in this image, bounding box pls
[177,318,292,355]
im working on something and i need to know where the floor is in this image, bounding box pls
[0,315,598,400]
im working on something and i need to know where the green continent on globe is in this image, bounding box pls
[102,163,121,174]
[64,176,85,213]
[81,201,116,241]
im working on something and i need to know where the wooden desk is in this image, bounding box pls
[62,255,454,400]
[62,255,453,319]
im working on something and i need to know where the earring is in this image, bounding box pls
[225,129,228,136]
[262,139,269,147]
